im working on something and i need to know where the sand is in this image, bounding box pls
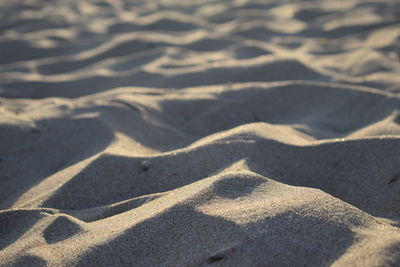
[1,0,400,266]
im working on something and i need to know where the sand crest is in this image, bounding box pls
[1,0,400,266]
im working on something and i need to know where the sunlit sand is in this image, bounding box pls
[1,0,400,266]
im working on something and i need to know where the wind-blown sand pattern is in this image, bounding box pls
[1,0,400,266]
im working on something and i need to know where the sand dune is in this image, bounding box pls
[1,0,400,266]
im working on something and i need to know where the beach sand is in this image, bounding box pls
[1,0,400,266]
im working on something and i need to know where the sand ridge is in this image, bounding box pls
[1,0,400,266]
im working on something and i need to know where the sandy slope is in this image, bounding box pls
[1,0,400,266]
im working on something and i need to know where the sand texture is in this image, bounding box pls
[1,0,400,266]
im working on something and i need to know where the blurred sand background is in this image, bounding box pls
[1,0,400,266]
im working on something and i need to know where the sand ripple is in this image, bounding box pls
[1,0,400,266]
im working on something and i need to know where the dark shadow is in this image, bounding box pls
[234,45,272,59]
[69,103,197,151]
[8,255,47,267]
[247,138,400,221]
[107,22,142,34]
[0,209,53,250]
[159,82,399,139]
[43,215,83,244]
[382,242,400,266]
[0,40,75,65]
[0,18,68,34]
[226,211,357,266]
[1,60,325,99]
[41,141,248,210]
[211,175,265,199]
[75,207,244,266]
[145,18,199,31]
[37,39,160,75]
[294,9,334,23]
[0,116,114,208]
[160,60,324,90]
[41,130,400,222]
[235,26,287,41]
[76,204,356,266]
[185,38,234,52]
